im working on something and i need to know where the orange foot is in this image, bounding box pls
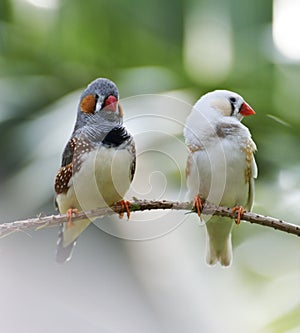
[193,195,202,218]
[117,200,131,220]
[66,208,78,227]
[232,206,245,225]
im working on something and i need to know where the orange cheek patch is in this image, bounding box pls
[80,95,96,113]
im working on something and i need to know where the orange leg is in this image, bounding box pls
[66,208,78,227]
[117,200,131,220]
[193,195,202,218]
[231,206,245,225]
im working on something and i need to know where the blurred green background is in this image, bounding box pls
[0,0,299,332]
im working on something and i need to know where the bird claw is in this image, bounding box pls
[66,208,78,227]
[232,206,245,225]
[117,200,131,220]
[193,195,202,218]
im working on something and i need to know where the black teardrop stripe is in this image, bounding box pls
[102,125,131,147]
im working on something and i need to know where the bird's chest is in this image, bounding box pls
[58,145,132,213]
[189,139,249,206]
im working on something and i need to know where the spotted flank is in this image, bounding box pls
[71,138,95,173]
[55,163,73,194]
[55,137,94,194]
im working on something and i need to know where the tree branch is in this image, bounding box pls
[0,199,299,238]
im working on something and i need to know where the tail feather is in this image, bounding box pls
[56,223,76,263]
[55,219,91,263]
[206,243,218,266]
[205,216,234,267]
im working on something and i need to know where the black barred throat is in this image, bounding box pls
[102,125,131,148]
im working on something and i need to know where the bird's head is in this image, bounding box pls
[196,90,255,121]
[75,78,123,130]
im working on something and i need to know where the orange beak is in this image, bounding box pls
[103,95,118,112]
[239,101,255,116]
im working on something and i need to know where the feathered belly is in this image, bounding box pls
[56,146,133,213]
[187,146,249,207]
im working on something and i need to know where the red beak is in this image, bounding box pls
[103,95,118,112]
[239,101,256,116]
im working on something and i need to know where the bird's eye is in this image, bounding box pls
[229,97,236,103]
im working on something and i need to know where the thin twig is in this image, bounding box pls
[0,199,299,238]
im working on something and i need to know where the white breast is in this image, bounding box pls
[187,124,253,208]
[56,146,133,214]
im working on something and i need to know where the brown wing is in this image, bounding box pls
[61,137,77,167]
[54,137,77,196]
[55,136,95,195]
